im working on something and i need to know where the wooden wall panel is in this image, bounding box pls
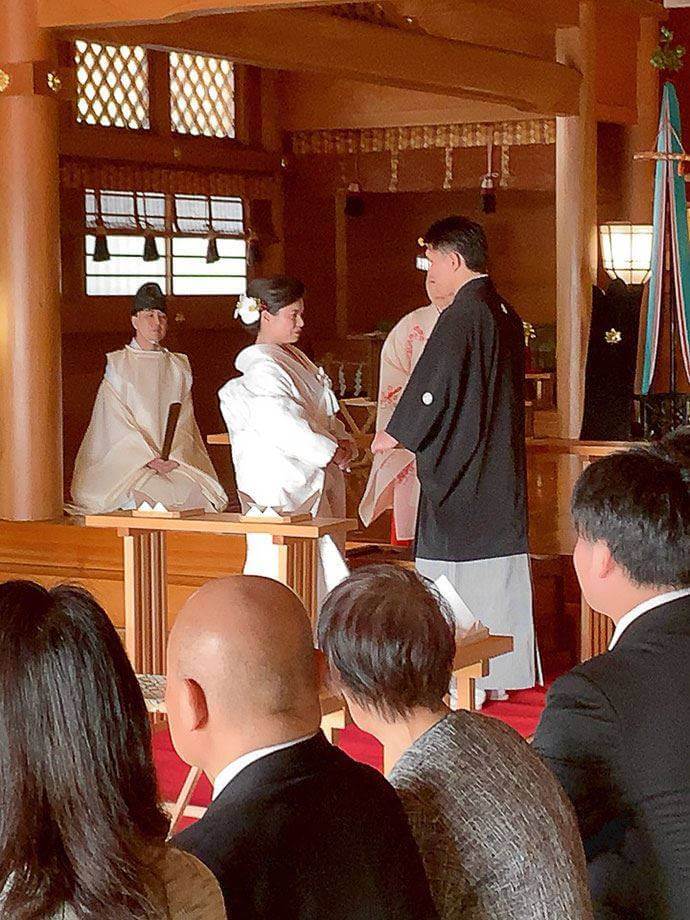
[0,520,245,632]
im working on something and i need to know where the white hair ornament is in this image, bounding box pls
[234,294,264,325]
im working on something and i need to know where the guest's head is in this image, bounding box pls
[166,575,322,780]
[131,282,168,350]
[0,580,168,919]
[318,565,455,740]
[421,216,488,304]
[571,449,690,620]
[235,276,306,345]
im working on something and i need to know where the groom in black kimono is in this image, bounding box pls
[372,216,536,699]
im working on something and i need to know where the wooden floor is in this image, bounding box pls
[0,454,582,661]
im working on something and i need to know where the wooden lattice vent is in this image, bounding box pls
[169,52,235,139]
[74,40,149,129]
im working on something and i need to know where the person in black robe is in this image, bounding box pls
[372,216,536,696]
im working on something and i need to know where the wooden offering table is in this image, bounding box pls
[85,511,355,673]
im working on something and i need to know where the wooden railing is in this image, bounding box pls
[527,438,643,661]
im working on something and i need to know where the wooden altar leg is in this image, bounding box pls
[120,529,168,673]
[273,536,319,627]
[450,661,487,712]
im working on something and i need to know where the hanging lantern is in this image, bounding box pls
[93,222,110,262]
[206,231,220,264]
[143,231,160,262]
[599,223,653,285]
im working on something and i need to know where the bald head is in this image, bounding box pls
[167,577,321,765]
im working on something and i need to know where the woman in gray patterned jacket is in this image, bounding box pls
[318,564,593,920]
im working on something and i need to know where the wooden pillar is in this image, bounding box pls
[555,0,598,438]
[121,529,168,674]
[623,17,659,225]
[0,0,63,521]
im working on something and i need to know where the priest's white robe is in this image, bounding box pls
[69,344,228,514]
[359,304,440,540]
[218,344,351,597]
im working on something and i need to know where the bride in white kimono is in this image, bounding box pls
[219,277,355,596]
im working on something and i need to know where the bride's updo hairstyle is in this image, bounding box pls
[234,276,305,337]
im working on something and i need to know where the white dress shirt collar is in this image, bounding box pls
[608,588,690,650]
[212,732,318,801]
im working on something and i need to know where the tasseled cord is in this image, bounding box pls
[481,139,497,214]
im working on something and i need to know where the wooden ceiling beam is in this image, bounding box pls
[65,9,581,116]
[463,0,581,26]
[613,0,666,18]
[390,0,557,59]
[38,0,370,30]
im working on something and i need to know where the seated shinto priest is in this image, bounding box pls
[69,283,227,515]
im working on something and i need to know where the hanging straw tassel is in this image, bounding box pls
[93,190,110,262]
[143,231,160,262]
[205,231,220,264]
[443,147,454,190]
[480,138,497,214]
[93,221,110,262]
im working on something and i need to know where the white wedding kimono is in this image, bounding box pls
[359,304,441,540]
[69,343,228,514]
[218,343,351,596]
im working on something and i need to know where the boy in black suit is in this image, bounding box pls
[166,575,437,920]
[534,447,690,919]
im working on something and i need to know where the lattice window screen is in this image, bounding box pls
[83,189,246,296]
[75,40,149,129]
[173,195,244,236]
[85,189,166,232]
[169,52,235,139]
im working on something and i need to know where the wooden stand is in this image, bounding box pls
[85,512,355,672]
[450,633,513,712]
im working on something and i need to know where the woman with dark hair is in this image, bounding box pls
[0,580,225,920]
[219,277,355,593]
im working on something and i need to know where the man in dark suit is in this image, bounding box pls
[165,575,437,919]
[534,448,690,919]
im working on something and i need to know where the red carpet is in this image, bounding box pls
[153,683,550,813]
